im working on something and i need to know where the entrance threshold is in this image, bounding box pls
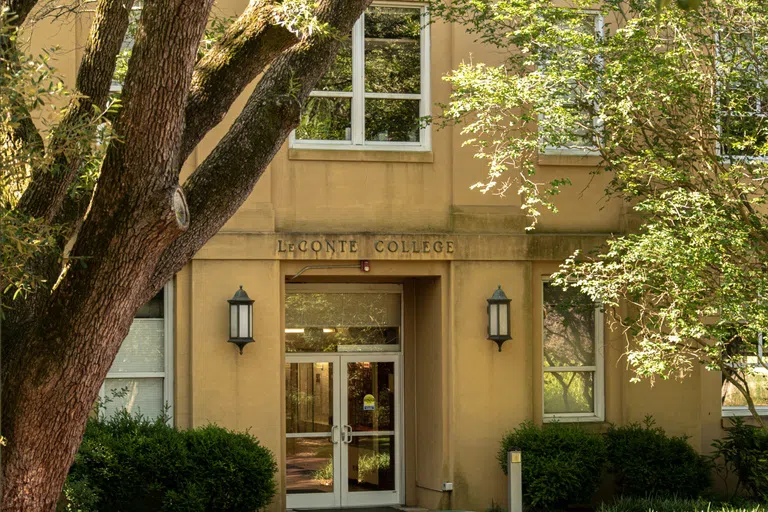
[290,508,423,512]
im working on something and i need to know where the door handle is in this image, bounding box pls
[343,424,352,444]
[331,424,339,444]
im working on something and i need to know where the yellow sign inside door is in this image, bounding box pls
[363,394,375,411]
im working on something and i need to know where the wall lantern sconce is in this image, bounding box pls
[487,285,512,352]
[228,285,254,354]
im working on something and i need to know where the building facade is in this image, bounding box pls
[35,1,766,510]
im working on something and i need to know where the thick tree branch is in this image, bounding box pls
[151,0,370,291]
[2,2,216,508]
[15,0,134,223]
[179,0,300,164]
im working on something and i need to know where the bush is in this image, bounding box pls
[605,417,711,498]
[498,421,607,510]
[598,496,767,512]
[711,418,768,502]
[64,410,277,511]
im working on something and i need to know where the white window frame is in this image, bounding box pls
[100,281,174,423]
[722,333,768,417]
[541,280,605,423]
[715,28,768,163]
[539,11,604,157]
[289,2,431,152]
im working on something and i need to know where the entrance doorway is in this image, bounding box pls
[284,285,403,509]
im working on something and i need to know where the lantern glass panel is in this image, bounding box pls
[489,303,499,336]
[249,306,254,338]
[239,304,249,338]
[499,303,508,336]
[230,304,238,338]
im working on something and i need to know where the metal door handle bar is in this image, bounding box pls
[343,425,352,444]
[331,425,339,444]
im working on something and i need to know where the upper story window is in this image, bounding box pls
[539,12,603,155]
[717,28,768,159]
[291,4,430,151]
[111,2,142,92]
[722,334,768,417]
[542,282,604,422]
[101,282,174,421]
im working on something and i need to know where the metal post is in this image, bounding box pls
[507,450,522,512]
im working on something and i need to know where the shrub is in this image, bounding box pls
[711,418,768,502]
[64,410,277,511]
[605,417,711,498]
[498,421,607,510]
[598,496,767,512]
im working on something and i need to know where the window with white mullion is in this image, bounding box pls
[293,3,429,149]
[716,27,768,160]
[722,332,768,416]
[539,11,603,155]
[101,282,173,422]
[542,281,604,421]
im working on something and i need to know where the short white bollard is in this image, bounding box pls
[507,450,522,512]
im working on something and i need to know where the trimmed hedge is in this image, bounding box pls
[605,417,711,498]
[64,410,277,512]
[498,421,607,510]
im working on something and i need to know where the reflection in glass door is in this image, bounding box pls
[342,357,399,507]
[285,284,402,509]
[285,359,340,509]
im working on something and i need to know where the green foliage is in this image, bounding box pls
[64,410,277,512]
[431,0,768,420]
[498,421,607,510]
[0,17,102,303]
[711,418,768,501]
[599,496,766,512]
[605,417,711,498]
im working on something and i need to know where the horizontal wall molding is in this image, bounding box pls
[194,232,612,262]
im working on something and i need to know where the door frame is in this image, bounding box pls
[340,353,402,507]
[285,354,342,510]
[284,283,405,509]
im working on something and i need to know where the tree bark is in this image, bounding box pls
[1,1,214,509]
[2,0,372,509]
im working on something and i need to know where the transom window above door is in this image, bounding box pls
[285,288,402,353]
[290,4,430,151]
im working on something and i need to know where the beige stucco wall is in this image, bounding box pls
[25,1,737,510]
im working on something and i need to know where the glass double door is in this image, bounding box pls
[286,354,401,508]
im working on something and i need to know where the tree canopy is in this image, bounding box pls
[432,0,768,424]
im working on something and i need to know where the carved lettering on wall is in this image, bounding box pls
[276,238,455,255]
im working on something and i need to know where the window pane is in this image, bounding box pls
[543,283,596,367]
[364,6,421,94]
[286,437,335,494]
[285,293,401,353]
[316,37,352,92]
[286,362,334,434]
[347,362,395,432]
[365,99,419,142]
[544,371,594,414]
[722,368,768,408]
[110,318,164,373]
[296,97,352,141]
[104,377,164,419]
[135,289,163,318]
[347,435,396,493]
[721,114,768,157]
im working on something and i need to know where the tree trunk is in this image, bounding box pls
[0,0,370,509]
